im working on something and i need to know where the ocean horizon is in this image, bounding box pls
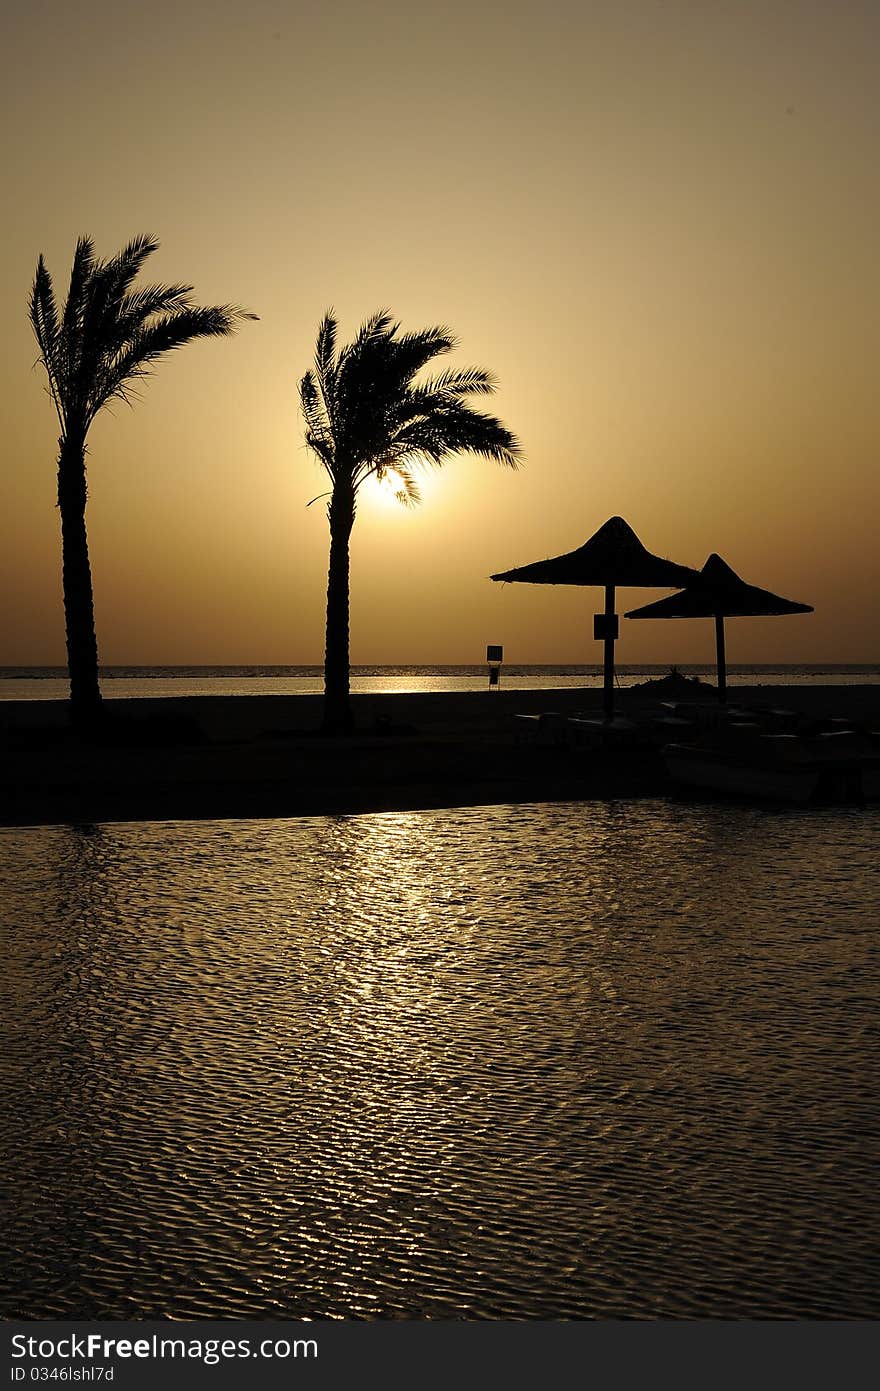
[2,662,879,701]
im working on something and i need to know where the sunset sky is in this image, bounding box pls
[1,0,877,667]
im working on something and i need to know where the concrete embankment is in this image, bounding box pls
[2,686,877,826]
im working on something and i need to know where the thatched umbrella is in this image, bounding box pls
[491,516,697,719]
[625,553,813,703]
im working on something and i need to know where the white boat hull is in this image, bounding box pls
[665,746,818,803]
[666,731,880,804]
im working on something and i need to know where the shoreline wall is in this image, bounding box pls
[2,684,880,740]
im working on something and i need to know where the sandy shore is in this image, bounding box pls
[2,685,878,826]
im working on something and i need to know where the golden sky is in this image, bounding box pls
[1,0,878,666]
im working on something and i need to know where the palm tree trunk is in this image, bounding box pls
[323,485,356,734]
[57,434,102,728]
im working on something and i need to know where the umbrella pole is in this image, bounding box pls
[714,613,727,704]
[604,584,615,720]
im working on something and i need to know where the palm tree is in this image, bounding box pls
[29,234,255,728]
[299,310,522,734]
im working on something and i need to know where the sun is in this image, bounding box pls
[362,463,438,515]
[367,470,409,511]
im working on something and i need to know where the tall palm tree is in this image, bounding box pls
[299,310,522,734]
[29,234,255,728]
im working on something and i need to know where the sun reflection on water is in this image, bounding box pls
[1,801,878,1318]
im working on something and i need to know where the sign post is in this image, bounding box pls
[486,644,503,689]
[593,591,619,719]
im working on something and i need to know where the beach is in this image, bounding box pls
[3,684,878,825]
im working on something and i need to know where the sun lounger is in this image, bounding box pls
[566,715,642,750]
[512,712,570,746]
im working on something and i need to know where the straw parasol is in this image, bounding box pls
[624,553,813,702]
[491,516,697,719]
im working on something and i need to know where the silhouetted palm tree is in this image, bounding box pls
[29,234,255,728]
[299,310,522,733]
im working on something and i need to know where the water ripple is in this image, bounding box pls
[1,800,878,1318]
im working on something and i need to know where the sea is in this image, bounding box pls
[1,668,878,1319]
[1,661,879,700]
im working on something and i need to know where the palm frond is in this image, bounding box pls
[94,304,255,418]
[114,301,253,362]
[304,434,336,471]
[314,311,337,389]
[299,370,326,430]
[299,370,336,473]
[385,325,456,386]
[120,282,194,322]
[29,257,65,424]
[29,257,60,356]
[297,306,522,503]
[393,404,522,470]
[32,232,255,440]
[335,309,396,378]
[75,238,166,402]
[417,366,496,397]
[95,284,195,368]
[61,236,95,342]
[75,263,125,407]
[313,310,340,438]
[368,457,423,507]
[350,308,396,350]
[59,236,97,412]
[385,368,502,438]
[90,282,191,364]
[390,464,421,507]
[29,262,57,352]
[101,234,161,301]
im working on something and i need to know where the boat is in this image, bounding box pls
[806,730,880,803]
[664,722,880,804]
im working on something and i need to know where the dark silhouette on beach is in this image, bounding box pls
[492,517,696,720]
[299,310,521,734]
[626,553,812,703]
[29,235,255,730]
